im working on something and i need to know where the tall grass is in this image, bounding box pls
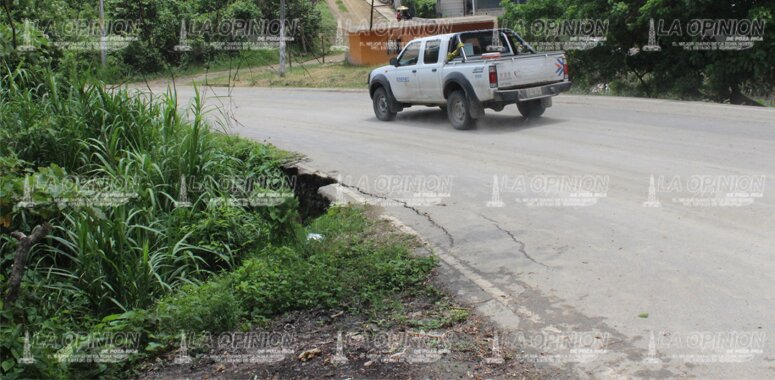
[0,67,297,316]
[0,67,438,380]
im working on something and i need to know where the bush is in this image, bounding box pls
[233,206,436,316]
[403,0,437,18]
[153,206,436,337]
[169,206,271,268]
[156,277,243,334]
[233,247,323,315]
[0,66,299,378]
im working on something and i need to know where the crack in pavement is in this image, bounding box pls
[480,215,550,269]
[337,182,456,248]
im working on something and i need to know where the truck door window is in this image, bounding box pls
[423,40,441,64]
[397,41,421,66]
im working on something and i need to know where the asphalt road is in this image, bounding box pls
[163,86,775,378]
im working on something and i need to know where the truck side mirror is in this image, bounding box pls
[390,57,399,66]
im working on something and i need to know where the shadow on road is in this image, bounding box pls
[382,108,565,133]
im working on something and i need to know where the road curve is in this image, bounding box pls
[163,86,775,378]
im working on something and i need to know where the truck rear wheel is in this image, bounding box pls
[447,90,475,130]
[517,99,546,118]
[373,87,397,121]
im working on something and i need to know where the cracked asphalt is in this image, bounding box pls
[155,86,775,379]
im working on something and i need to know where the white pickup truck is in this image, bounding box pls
[368,29,572,129]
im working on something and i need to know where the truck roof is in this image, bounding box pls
[410,33,457,42]
[409,28,513,43]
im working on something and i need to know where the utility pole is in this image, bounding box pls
[369,0,374,31]
[99,0,106,66]
[279,0,286,77]
[321,34,325,63]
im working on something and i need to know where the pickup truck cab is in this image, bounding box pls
[368,28,572,129]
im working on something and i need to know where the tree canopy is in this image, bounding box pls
[502,0,775,104]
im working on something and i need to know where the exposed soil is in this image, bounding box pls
[327,0,389,26]
[137,273,547,380]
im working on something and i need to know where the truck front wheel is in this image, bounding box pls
[447,90,476,130]
[517,99,546,118]
[373,87,397,121]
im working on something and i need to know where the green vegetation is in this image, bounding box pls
[318,0,338,39]
[130,0,340,85]
[126,50,281,83]
[156,207,435,334]
[502,0,775,104]
[0,66,435,378]
[0,0,326,81]
[0,3,436,377]
[197,62,375,88]
[335,0,348,14]
[403,0,438,19]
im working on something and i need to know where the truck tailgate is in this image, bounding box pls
[495,53,565,89]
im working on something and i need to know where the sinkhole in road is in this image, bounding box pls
[282,166,336,222]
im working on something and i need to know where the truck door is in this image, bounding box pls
[416,39,444,101]
[387,40,422,102]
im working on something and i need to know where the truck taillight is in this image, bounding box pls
[563,59,568,80]
[489,65,497,88]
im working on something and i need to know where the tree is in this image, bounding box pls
[501,0,775,103]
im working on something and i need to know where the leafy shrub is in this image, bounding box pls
[403,0,437,18]
[139,206,436,342]
[168,205,271,268]
[233,247,322,315]
[156,277,243,333]
[154,206,436,339]
[233,206,436,316]
[0,66,301,378]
